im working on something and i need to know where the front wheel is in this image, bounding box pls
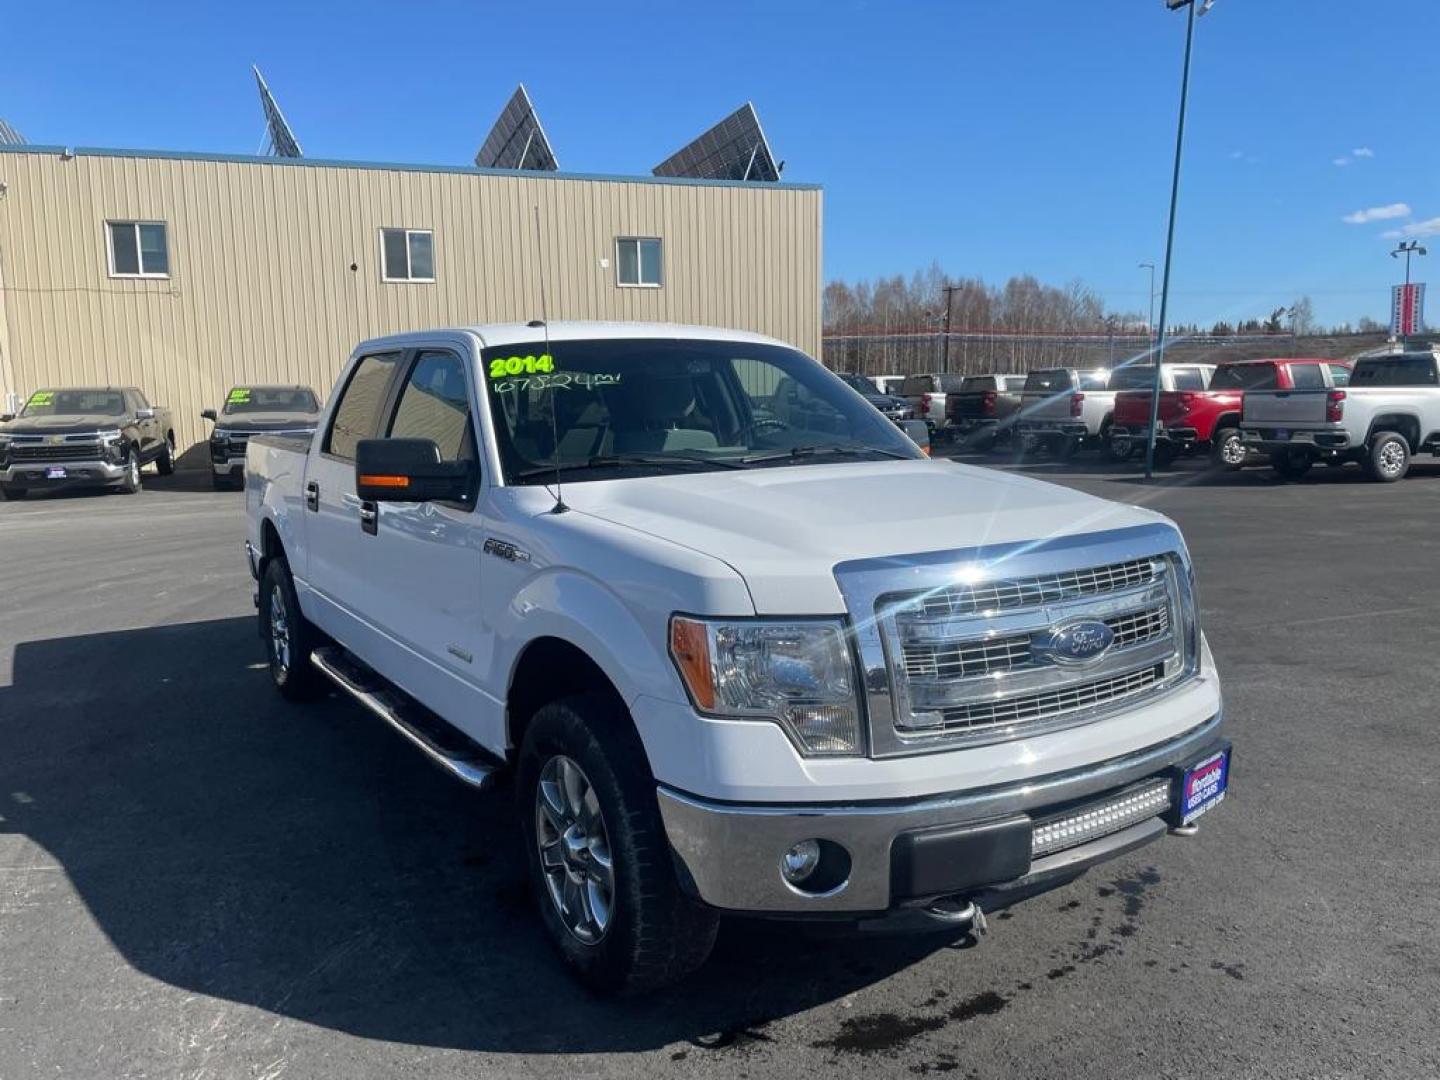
[1270,448,1313,482]
[1210,427,1245,471]
[119,451,143,494]
[258,557,327,701]
[1365,432,1410,483]
[519,695,718,995]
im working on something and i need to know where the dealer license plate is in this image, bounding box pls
[46,466,67,480]
[1180,750,1229,824]
[1274,428,1290,441]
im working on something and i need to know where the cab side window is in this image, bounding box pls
[387,350,479,504]
[325,352,403,460]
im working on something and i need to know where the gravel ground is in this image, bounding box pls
[1,455,1438,1080]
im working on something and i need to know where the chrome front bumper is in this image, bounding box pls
[1,460,128,484]
[657,712,1225,915]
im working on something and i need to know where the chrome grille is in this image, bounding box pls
[937,665,1161,732]
[11,442,102,462]
[902,633,1031,679]
[921,557,1156,617]
[1107,605,1169,647]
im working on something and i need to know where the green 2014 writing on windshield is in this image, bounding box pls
[488,354,555,379]
[27,391,54,407]
[227,388,251,403]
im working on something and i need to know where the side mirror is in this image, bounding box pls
[901,419,931,456]
[0,413,13,423]
[355,438,474,503]
[136,408,155,420]
[200,408,217,422]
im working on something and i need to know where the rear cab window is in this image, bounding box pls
[1349,355,1440,387]
[1288,364,1325,390]
[900,375,934,396]
[1024,369,1074,393]
[960,377,996,392]
[1108,366,1156,392]
[1170,368,1208,391]
[1210,363,1278,390]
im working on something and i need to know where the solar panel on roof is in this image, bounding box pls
[0,118,25,146]
[252,65,303,158]
[475,84,558,171]
[653,102,781,182]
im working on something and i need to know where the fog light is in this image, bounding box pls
[781,840,821,884]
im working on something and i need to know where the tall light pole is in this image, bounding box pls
[1391,239,1427,286]
[1138,262,1157,349]
[1144,0,1214,480]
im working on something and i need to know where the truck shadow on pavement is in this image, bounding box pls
[0,618,956,1054]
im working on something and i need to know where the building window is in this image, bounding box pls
[107,221,169,278]
[616,237,662,288]
[381,228,435,282]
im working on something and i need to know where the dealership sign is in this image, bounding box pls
[1391,283,1425,337]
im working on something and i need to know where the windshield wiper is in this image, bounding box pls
[739,444,915,465]
[515,452,749,479]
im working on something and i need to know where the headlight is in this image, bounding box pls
[669,616,863,756]
[98,428,124,443]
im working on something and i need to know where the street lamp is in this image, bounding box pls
[1145,0,1215,480]
[1391,240,1428,286]
[1138,262,1157,347]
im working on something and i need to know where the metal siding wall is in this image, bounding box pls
[0,150,820,454]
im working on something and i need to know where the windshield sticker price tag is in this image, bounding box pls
[227,388,252,404]
[488,354,555,380]
[27,391,54,407]
[491,372,623,393]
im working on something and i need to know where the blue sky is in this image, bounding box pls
[4,0,1435,329]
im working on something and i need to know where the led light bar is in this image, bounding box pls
[1031,779,1172,858]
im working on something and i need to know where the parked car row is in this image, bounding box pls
[848,351,1440,482]
[0,383,321,498]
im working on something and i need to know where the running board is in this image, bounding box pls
[310,646,502,790]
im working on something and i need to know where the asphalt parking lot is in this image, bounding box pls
[2,456,1439,1080]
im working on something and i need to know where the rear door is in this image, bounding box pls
[301,349,406,643]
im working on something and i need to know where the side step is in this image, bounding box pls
[310,646,503,790]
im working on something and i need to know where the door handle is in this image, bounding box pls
[359,500,378,536]
[305,480,320,511]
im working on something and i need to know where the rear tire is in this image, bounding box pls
[518,694,719,995]
[259,557,327,702]
[155,435,176,476]
[1270,448,1313,482]
[1152,443,1179,469]
[1106,434,1134,463]
[0,486,27,501]
[1209,427,1245,471]
[1364,432,1410,483]
[1054,435,1080,461]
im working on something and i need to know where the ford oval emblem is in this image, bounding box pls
[1047,619,1115,665]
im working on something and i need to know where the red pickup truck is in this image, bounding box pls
[1110,357,1352,469]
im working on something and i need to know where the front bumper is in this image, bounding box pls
[213,460,245,478]
[657,712,1226,916]
[1,460,129,488]
[1241,427,1352,452]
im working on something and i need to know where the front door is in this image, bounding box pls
[362,348,492,745]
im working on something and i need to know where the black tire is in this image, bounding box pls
[118,449,143,494]
[1106,434,1135,463]
[1270,448,1313,482]
[1152,443,1179,469]
[0,486,27,501]
[258,557,327,702]
[155,435,176,476]
[518,694,719,995]
[1364,432,1410,483]
[1209,427,1245,471]
[1054,435,1080,461]
[212,472,241,492]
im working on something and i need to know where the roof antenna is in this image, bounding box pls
[532,205,567,514]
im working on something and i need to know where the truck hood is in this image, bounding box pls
[0,414,129,435]
[563,459,1165,613]
[210,411,319,431]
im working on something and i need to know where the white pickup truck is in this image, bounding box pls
[1014,367,1116,459]
[1241,350,1440,481]
[244,322,1230,993]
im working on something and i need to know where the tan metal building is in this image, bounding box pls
[0,146,822,455]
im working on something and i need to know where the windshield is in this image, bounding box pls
[20,389,126,417]
[483,338,921,484]
[222,387,319,414]
[1210,363,1277,390]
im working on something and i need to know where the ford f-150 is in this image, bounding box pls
[244,322,1231,993]
[0,386,175,499]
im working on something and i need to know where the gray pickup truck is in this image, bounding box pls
[0,386,176,499]
[202,385,322,490]
[1241,351,1440,481]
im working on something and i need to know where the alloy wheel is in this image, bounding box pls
[1220,434,1246,466]
[269,584,291,676]
[535,754,614,944]
[1378,440,1406,477]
